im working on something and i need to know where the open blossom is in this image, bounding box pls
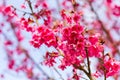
[89,36,99,45]
[88,44,103,58]
[30,26,57,48]
[62,24,83,43]
[44,52,58,67]
[8,60,15,69]
[3,6,17,17]
[19,18,35,32]
[3,6,12,13]
[112,5,120,16]
[73,13,81,23]
[104,57,120,77]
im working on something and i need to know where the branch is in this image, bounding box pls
[85,47,94,80]
[73,64,89,78]
[72,0,78,11]
[85,47,91,74]
[12,6,32,15]
[26,0,34,14]
[102,51,106,80]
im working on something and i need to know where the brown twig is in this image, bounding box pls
[85,47,94,80]
[73,64,89,77]
[12,6,32,15]
[26,0,34,14]
[102,51,107,80]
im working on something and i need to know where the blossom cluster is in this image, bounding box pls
[30,26,57,48]
[104,57,120,77]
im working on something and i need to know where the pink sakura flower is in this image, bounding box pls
[0,29,2,34]
[3,6,12,13]
[72,69,80,80]
[89,36,98,45]
[61,10,81,24]
[8,60,15,69]
[19,18,28,28]
[35,0,46,8]
[3,6,17,17]
[15,30,24,42]
[58,43,82,69]
[58,60,66,70]
[104,58,120,77]
[88,45,103,58]
[88,34,103,57]
[26,68,33,79]
[61,9,67,20]
[112,5,120,16]
[93,71,102,78]
[73,13,81,23]
[62,24,83,44]
[61,10,72,23]
[21,4,26,9]
[62,0,73,9]
[106,0,112,3]
[4,40,13,46]
[42,2,48,8]
[0,5,4,12]
[30,27,57,48]
[19,18,35,32]
[44,52,58,67]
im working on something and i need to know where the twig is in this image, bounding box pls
[26,0,39,26]
[85,47,93,80]
[73,64,89,78]
[102,51,106,80]
[26,0,34,14]
[12,6,32,15]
